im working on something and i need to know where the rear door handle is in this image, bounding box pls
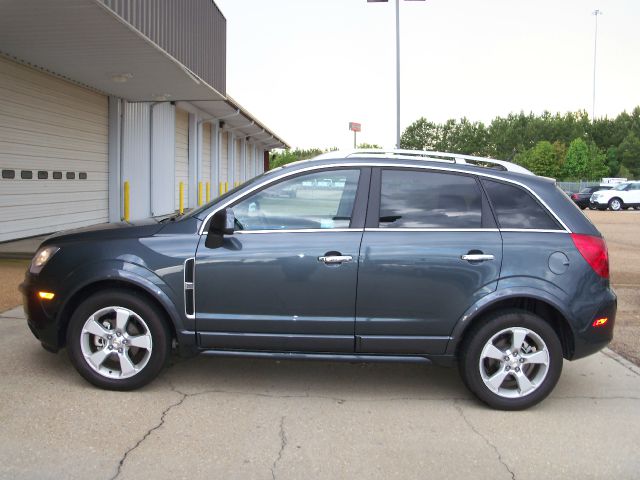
[461,254,495,262]
[318,255,353,264]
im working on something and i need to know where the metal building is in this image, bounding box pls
[0,0,287,242]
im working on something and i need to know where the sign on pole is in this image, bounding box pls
[349,122,361,148]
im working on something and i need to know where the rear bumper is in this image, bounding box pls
[570,288,617,360]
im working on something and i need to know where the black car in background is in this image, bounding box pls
[570,185,613,209]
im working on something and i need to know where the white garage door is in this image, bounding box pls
[175,108,189,211]
[0,57,108,242]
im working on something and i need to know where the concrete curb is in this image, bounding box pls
[602,347,640,376]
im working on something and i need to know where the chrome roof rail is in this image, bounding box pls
[313,149,533,175]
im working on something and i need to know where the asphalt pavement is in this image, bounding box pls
[1,305,639,480]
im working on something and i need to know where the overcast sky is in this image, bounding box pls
[215,0,640,150]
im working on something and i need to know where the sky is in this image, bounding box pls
[215,0,640,150]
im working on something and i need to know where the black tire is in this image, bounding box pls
[579,205,587,210]
[66,289,171,390]
[608,198,623,211]
[459,309,563,410]
[588,205,596,210]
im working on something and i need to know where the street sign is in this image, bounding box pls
[349,122,361,132]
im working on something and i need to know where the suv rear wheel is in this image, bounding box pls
[66,289,171,390]
[459,310,563,410]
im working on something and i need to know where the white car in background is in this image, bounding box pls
[590,181,640,211]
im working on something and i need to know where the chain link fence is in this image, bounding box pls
[557,181,601,193]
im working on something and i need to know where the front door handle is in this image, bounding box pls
[318,255,353,264]
[461,253,495,262]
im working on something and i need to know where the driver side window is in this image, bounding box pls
[232,169,361,231]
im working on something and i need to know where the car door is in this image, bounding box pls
[355,168,502,355]
[194,167,369,353]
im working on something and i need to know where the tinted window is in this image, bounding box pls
[379,170,482,228]
[483,180,560,230]
[233,169,360,231]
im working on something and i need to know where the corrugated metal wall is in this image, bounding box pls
[151,102,175,216]
[175,108,189,210]
[0,57,108,241]
[103,0,226,95]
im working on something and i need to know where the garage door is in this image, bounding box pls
[175,108,189,211]
[201,122,211,205]
[0,57,108,242]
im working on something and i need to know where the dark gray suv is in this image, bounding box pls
[20,150,616,410]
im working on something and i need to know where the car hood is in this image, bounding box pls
[42,219,165,245]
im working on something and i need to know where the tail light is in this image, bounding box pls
[571,233,609,279]
[571,193,578,200]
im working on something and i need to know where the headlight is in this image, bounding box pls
[30,246,59,274]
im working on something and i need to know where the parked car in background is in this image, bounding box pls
[21,149,616,410]
[570,185,613,209]
[590,181,640,211]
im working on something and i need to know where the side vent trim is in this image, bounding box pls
[184,258,195,319]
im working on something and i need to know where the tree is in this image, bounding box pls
[617,132,640,178]
[269,148,324,169]
[357,143,382,149]
[520,141,560,178]
[605,146,620,177]
[562,138,590,180]
[585,143,609,180]
[400,117,440,150]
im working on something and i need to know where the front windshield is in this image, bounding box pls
[177,171,271,221]
[613,183,629,191]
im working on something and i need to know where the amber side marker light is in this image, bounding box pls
[38,291,55,300]
[592,317,608,327]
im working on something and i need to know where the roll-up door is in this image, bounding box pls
[201,123,211,205]
[219,131,228,193]
[234,138,241,186]
[0,57,108,242]
[175,108,189,210]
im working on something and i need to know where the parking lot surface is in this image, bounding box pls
[1,209,639,479]
[1,304,639,480]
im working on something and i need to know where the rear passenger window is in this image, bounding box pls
[482,180,561,230]
[379,170,482,228]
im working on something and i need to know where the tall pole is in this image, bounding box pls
[395,0,401,148]
[592,9,602,122]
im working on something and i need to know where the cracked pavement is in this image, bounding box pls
[1,306,639,479]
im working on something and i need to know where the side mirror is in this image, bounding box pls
[210,208,235,235]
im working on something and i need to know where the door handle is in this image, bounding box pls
[318,255,353,264]
[461,254,495,262]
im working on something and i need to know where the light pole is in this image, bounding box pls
[592,9,603,121]
[368,0,426,148]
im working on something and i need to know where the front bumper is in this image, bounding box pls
[19,274,63,353]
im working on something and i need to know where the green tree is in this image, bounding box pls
[520,141,561,178]
[605,146,620,177]
[400,117,440,150]
[617,132,640,178]
[562,138,590,180]
[269,147,324,169]
[357,143,382,149]
[585,143,609,180]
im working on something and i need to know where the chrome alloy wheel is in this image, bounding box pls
[609,198,622,211]
[80,306,153,379]
[478,327,550,399]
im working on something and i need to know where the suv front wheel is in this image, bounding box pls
[459,310,563,410]
[66,289,171,390]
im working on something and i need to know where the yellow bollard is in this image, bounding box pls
[219,182,224,196]
[123,181,130,222]
[206,182,210,203]
[225,182,228,193]
[179,182,184,214]
[198,181,203,206]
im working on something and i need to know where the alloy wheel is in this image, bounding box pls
[79,306,153,379]
[478,327,550,399]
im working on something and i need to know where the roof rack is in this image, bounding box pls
[313,149,533,175]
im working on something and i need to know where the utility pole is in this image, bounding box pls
[592,9,603,122]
